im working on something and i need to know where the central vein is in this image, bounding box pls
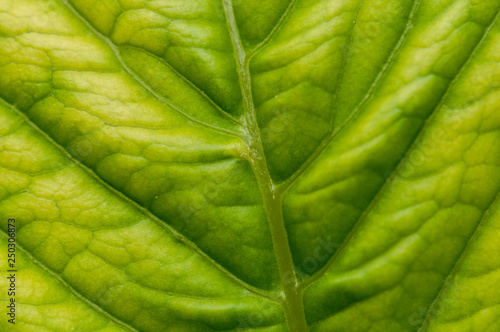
[221,1,309,331]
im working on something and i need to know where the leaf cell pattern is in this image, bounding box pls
[1,0,500,331]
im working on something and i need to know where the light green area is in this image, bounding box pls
[423,196,500,332]
[1,0,500,331]
[68,0,243,114]
[0,237,130,332]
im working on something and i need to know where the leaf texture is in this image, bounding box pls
[1,0,500,331]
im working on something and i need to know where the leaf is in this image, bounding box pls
[1,0,500,331]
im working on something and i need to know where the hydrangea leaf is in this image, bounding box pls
[1,0,500,331]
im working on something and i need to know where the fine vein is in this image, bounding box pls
[418,192,500,332]
[124,45,242,126]
[302,0,498,291]
[58,0,241,138]
[248,0,299,59]
[278,0,421,193]
[0,231,139,332]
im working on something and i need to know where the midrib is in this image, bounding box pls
[221,1,309,331]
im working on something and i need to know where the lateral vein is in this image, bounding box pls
[57,0,242,138]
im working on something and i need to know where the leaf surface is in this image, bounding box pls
[1,0,500,331]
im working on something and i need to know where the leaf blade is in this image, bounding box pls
[0,0,280,289]
[0,99,285,331]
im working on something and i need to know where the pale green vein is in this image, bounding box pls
[222,1,309,331]
[57,0,242,138]
[124,45,242,126]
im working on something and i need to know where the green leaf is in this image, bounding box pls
[1,0,500,331]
